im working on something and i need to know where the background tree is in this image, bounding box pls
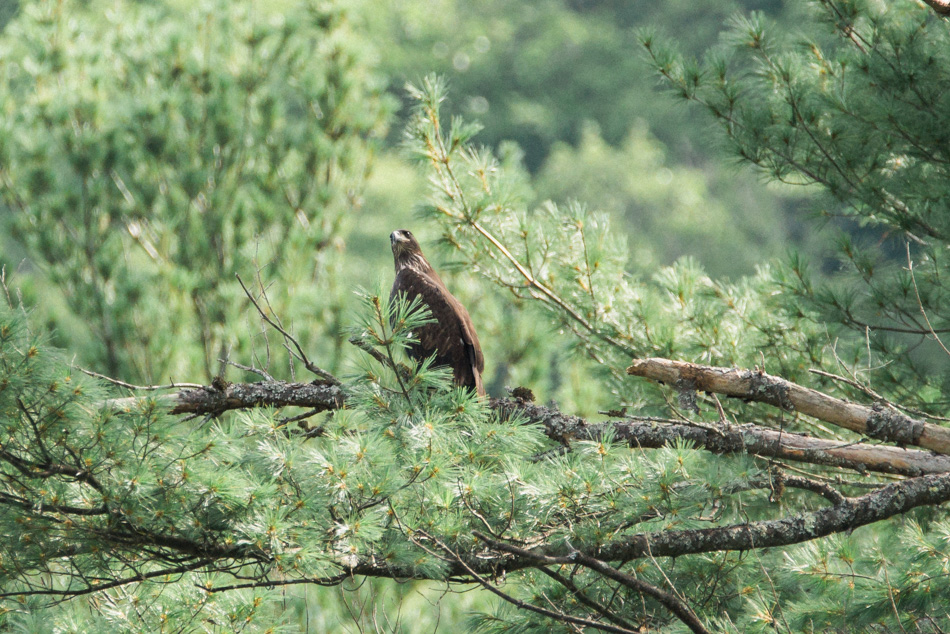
[0,0,389,381]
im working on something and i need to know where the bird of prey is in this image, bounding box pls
[389,229,485,396]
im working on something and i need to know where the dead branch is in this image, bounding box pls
[627,358,950,454]
[106,380,346,417]
[77,366,204,390]
[236,274,340,384]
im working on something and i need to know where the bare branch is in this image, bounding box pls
[416,530,641,634]
[810,367,950,423]
[219,357,275,382]
[0,559,215,600]
[735,472,847,505]
[907,242,950,359]
[106,380,346,418]
[627,358,950,454]
[202,573,350,594]
[236,273,340,384]
[495,399,950,476]
[536,567,641,632]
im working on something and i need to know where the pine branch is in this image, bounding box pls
[496,399,950,477]
[596,469,950,562]
[0,558,216,599]
[408,528,643,634]
[323,471,950,597]
[105,379,346,417]
[11,469,950,599]
[535,566,641,632]
[627,358,950,454]
[100,378,950,476]
[473,533,712,634]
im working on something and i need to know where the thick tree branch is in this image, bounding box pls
[495,399,950,476]
[922,0,950,16]
[595,469,950,562]
[627,358,950,454]
[11,438,950,604]
[302,470,950,597]
[107,380,346,417]
[340,469,950,581]
[27,470,950,595]
[103,380,950,476]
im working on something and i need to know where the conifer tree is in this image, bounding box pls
[0,0,389,382]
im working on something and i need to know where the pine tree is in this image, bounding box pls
[0,0,389,382]
[1,0,950,632]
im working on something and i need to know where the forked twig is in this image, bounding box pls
[472,532,712,634]
[404,528,640,634]
[236,274,339,384]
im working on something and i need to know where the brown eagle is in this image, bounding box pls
[389,229,485,396]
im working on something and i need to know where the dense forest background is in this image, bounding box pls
[0,0,947,631]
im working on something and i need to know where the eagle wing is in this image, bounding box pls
[391,267,485,395]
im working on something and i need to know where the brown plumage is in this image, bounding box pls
[389,229,485,396]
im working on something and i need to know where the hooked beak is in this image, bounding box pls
[390,230,411,253]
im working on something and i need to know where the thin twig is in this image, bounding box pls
[473,532,712,634]
[202,574,349,594]
[420,533,639,634]
[0,559,215,599]
[906,242,950,359]
[77,367,204,391]
[537,566,641,632]
[810,367,950,423]
[219,358,275,382]
[235,274,340,384]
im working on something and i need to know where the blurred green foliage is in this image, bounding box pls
[366,0,827,283]
[372,0,796,169]
[0,0,389,382]
[536,121,799,277]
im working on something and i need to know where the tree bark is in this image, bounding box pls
[107,380,346,417]
[106,379,950,476]
[596,469,950,561]
[923,0,950,16]
[627,358,950,454]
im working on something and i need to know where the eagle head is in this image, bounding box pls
[391,229,425,269]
